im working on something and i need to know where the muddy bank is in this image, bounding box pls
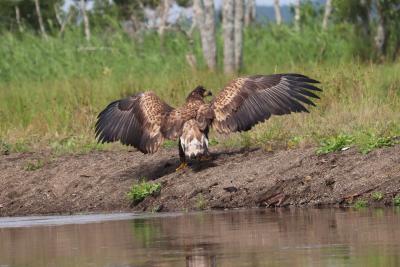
[1,145,400,216]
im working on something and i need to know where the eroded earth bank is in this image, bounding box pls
[1,145,400,216]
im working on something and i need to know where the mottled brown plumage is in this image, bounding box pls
[95,74,321,164]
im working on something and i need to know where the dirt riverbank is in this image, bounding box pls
[1,145,399,216]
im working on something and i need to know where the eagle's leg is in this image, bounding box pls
[176,139,188,171]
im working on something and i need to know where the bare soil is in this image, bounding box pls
[1,145,400,217]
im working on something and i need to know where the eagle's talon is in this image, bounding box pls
[176,162,188,171]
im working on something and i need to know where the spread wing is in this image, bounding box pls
[211,74,321,133]
[95,91,175,154]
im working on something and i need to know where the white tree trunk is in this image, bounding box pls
[322,0,332,30]
[294,0,300,31]
[274,0,282,25]
[374,2,387,59]
[158,0,170,36]
[244,0,256,27]
[223,0,235,74]
[34,0,47,39]
[234,0,244,71]
[80,0,91,41]
[203,0,217,71]
[193,0,217,71]
[15,6,22,32]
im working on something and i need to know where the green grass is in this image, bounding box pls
[353,199,368,209]
[394,195,400,206]
[316,134,355,155]
[195,193,207,210]
[25,159,45,171]
[127,181,161,204]
[1,25,400,154]
[371,192,384,202]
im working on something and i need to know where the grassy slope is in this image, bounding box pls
[0,25,399,154]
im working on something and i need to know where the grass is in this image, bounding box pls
[394,195,400,206]
[371,192,384,202]
[195,193,207,210]
[316,134,354,155]
[1,25,400,154]
[353,199,368,209]
[25,159,45,171]
[127,180,161,204]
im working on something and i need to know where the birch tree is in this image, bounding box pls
[294,0,300,31]
[322,0,332,30]
[80,0,91,41]
[274,0,282,25]
[234,0,244,70]
[158,0,171,36]
[244,0,255,27]
[34,0,48,39]
[15,6,23,32]
[222,0,235,73]
[193,0,217,71]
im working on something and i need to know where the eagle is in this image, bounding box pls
[95,74,321,170]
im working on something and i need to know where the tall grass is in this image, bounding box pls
[0,24,399,153]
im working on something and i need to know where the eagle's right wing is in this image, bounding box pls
[95,92,175,154]
[210,74,322,134]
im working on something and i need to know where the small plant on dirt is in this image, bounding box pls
[359,135,397,154]
[316,134,354,155]
[25,159,45,171]
[353,199,368,209]
[371,192,384,201]
[394,195,400,206]
[127,180,161,204]
[195,193,207,210]
[0,139,11,155]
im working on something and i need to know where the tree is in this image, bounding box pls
[274,0,282,25]
[193,0,217,71]
[0,0,64,33]
[234,0,244,70]
[222,0,244,73]
[79,0,91,41]
[222,0,235,73]
[34,0,48,39]
[322,0,332,30]
[294,0,300,31]
[244,0,255,27]
[157,0,171,36]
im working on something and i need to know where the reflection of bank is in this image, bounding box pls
[186,246,217,267]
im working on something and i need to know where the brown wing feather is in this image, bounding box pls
[211,74,322,133]
[95,91,174,153]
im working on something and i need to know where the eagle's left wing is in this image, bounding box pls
[95,91,175,154]
[210,74,322,134]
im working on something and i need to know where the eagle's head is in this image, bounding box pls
[187,86,213,100]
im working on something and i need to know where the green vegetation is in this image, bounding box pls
[353,199,368,209]
[195,193,207,210]
[127,180,161,204]
[394,195,400,206]
[359,135,398,154]
[316,134,354,155]
[1,24,400,154]
[25,159,45,171]
[371,192,384,202]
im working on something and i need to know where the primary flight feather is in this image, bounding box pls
[95,73,321,169]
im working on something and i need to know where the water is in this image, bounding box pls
[0,208,400,267]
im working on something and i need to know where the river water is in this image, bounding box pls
[0,208,399,267]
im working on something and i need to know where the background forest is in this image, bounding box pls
[0,0,399,154]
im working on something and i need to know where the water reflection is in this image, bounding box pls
[0,208,400,267]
